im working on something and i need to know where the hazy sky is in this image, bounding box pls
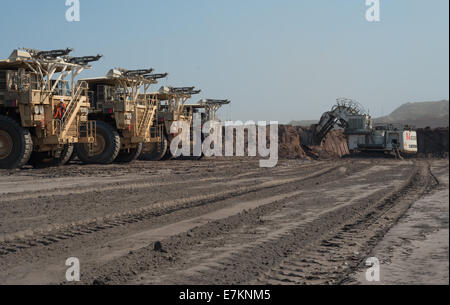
[0,0,448,122]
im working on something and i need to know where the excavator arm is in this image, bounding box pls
[312,111,339,144]
[312,98,367,144]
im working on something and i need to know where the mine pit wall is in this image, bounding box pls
[277,125,449,159]
[416,127,449,157]
[215,125,448,160]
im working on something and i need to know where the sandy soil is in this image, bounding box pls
[349,159,449,285]
[0,158,447,285]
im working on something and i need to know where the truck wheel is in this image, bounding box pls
[162,148,174,160]
[75,121,121,164]
[0,115,33,169]
[28,145,74,168]
[115,143,143,163]
[190,154,204,161]
[178,141,204,160]
[68,146,78,162]
[140,135,168,161]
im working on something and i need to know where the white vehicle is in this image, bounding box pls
[313,99,418,158]
[348,125,418,155]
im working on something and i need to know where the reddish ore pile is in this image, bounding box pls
[218,125,349,160]
[278,125,349,160]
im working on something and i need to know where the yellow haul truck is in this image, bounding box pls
[140,86,201,161]
[140,87,230,161]
[75,68,167,164]
[0,48,101,169]
[195,98,231,122]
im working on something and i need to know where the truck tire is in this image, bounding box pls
[140,135,168,161]
[115,143,143,163]
[28,145,74,168]
[177,140,204,160]
[180,154,204,161]
[162,148,174,160]
[68,146,78,162]
[0,115,33,169]
[75,121,121,164]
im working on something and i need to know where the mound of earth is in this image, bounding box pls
[278,125,349,160]
[146,125,448,161]
[375,100,449,129]
[278,125,449,159]
[416,127,449,157]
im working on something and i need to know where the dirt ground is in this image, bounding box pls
[0,157,448,285]
[349,160,449,285]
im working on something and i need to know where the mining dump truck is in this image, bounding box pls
[74,68,167,164]
[0,48,101,169]
[196,98,231,121]
[140,88,231,161]
[312,98,418,158]
[140,86,201,161]
[178,99,231,160]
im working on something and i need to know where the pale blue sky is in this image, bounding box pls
[0,0,448,122]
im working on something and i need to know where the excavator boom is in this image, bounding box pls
[312,98,368,144]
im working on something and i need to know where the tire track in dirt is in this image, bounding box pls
[0,161,331,236]
[0,176,226,203]
[0,160,324,203]
[65,161,409,285]
[0,160,375,284]
[0,163,342,255]
[119,162,415,285]
[253,161,437,285]
[0,159,277,199]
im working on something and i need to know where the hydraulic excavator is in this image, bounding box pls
[311,98,418,158]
